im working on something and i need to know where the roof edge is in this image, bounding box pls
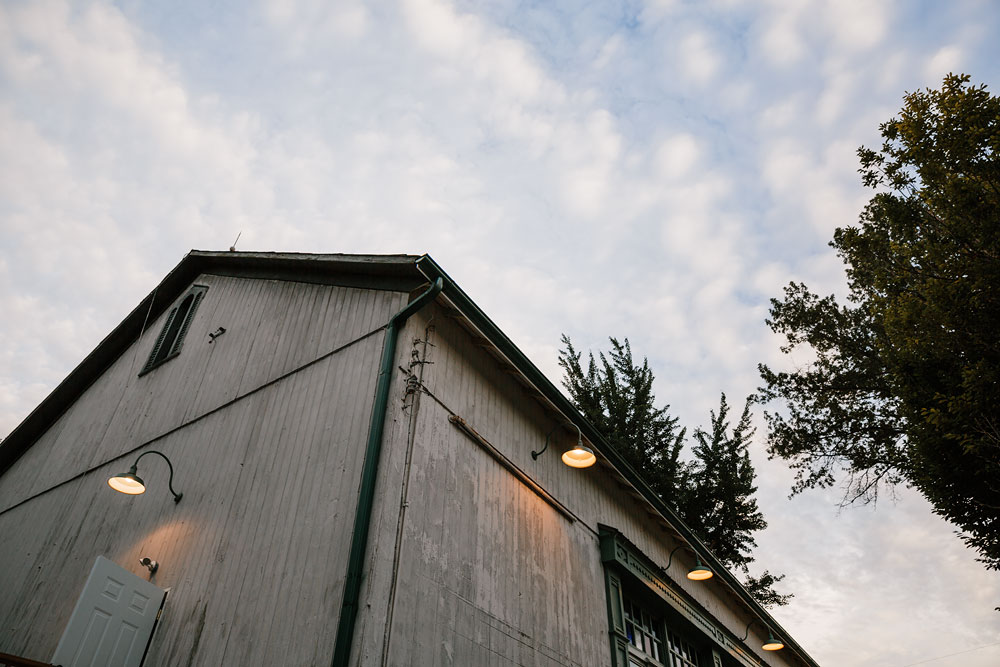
[414,253,820,667]
[0,250,424,476]
[1,249,819,667]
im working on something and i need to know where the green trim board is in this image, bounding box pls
[599,526,763,667]
[604,569,634,667]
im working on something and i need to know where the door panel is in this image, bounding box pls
[52,556,165,667]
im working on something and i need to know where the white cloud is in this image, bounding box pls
[759,15,807,66]
[641,0,682,24]
[656,133,701,180]
[815,70,856,126]
[676,30,721,84]
[925,45,963,80]
[593,33,624,70]
[3,0,1000,664]
[759,134,866,246]
[758,94,805,130]
[822,0,890,52]
[263,0,370,48]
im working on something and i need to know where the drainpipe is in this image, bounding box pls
[331,277,443,667]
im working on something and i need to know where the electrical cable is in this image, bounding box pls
[897,640,1000,667]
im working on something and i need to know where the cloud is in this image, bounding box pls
[0,0,272,435]
[675,29,722,84]
[925,45,963,80]
[655,133,702,180]
[3,1,1000,665]
[402,0,550,106]
[822,0,890,52]
[814,70,856,126]
[264,0,370,42]
[759,16,807,67]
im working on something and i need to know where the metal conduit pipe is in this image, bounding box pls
[330,277,444,667]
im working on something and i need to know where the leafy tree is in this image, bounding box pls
[757,74,1000,569]
[559,336,790,606]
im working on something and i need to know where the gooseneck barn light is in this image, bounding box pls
[108,450,183,502]
[665,544,685,567]
[531,425,558,460]
[532,424,596,469]
[561,424,596,468]
[665,545,713,581]
[741,620,785,652]
[687,555,713,581]
[761,632,785,652]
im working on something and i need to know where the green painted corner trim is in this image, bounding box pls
[599,527,764,667]
[330,277,444,667]
[603,569,628,667]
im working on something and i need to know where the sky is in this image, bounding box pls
[1,0,999,665]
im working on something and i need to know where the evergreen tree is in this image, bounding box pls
[557,335,687,501]
[681,394,792,607]
[559,336,790,607]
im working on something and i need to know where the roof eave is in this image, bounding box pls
[414,253,820,667]
[0,249,819,667]
[0,250,424,476]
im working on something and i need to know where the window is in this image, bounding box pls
[601,527,736,667]
[624,596,664,663]
[139,285,207,375]
[617,592,702,667]
[666,630,700,667]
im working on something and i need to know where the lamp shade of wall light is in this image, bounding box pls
[561,424,596,468]
[533,424,596,468]
[666,546,712,584]
[108,450,183,503]
[686,556,713,581]
[108,467,146,495]
[762,632,785,651]
[561,445,596,468]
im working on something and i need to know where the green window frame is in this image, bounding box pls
[599,526,755,667]
[623,594,665,662]
[139,285,208,376]
[608,574,710,667]
[666,628,702,667]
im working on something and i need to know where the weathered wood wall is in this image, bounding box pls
[0,274,807,667]
[356,304,803,667]
[0,274,406,514]
[0,274,407,665]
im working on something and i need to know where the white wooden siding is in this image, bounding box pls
[0,278,405,665]
[0,278,805,667]
[361,305,802,667]
[0,274,406,513]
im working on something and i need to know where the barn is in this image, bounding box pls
[0,251,819,667]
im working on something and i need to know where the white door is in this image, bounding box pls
[52,556,165,667]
